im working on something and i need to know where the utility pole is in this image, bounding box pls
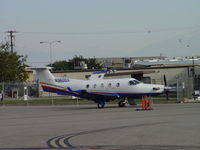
[6,30,16,53]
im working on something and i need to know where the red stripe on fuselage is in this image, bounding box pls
[41,85,78,95]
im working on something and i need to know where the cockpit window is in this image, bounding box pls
[128,80,141,85]
[129,80,136,85]
[134,79,141,84]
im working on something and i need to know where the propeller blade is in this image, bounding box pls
[163,74,169,100]
[163,74,167,86]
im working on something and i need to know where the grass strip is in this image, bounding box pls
[0,97,177,106]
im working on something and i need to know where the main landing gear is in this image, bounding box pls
[97,100,106,108]
[97,103,105,108]
[118,99,127,107]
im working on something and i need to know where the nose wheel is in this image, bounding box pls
[118,100,127,107]
[97,103,105,108]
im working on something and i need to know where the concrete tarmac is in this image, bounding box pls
[0,103,200,149]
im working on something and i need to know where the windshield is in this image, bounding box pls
[134,79,141,84]
[129,80,141,85]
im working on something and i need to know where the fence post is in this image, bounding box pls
[177,78,179,102]
[2,82,5,106]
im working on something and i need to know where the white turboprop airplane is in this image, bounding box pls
[34,68,168,108]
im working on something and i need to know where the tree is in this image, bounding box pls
[87,57,102,69]
[50,60,72,71]
[0,42,28,82]
[69,55,87,69]
[49,55,103,71]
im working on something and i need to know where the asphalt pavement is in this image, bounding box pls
[0,103,200,150]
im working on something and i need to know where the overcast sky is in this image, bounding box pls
[1,0,200,66]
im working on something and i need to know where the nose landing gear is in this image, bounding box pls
[118,99,127,107]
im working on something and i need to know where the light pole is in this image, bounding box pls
[192,56,195,92]
[40,40,61,105]
[40,40,61,70]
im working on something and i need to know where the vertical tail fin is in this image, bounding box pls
[32,68,55,84]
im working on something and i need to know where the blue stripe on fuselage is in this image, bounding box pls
[43,86,78,96]
[91,92,161,99]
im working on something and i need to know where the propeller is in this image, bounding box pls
[163,74,167,87]
[163,74,170,100]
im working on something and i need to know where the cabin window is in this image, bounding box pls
[98,75,101,78]
[100,83,104,88]
[116,83,120,87]
[86,84,89,88]
[108,83,112,87]
[94,84,97,88]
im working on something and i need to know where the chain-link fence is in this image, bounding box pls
[147,66,200,102]
[0,82,39,100]
[176,74,194,102]
[171,66,200,102]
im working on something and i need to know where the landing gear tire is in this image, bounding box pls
[118,101,125,107]
[97,103,104,108]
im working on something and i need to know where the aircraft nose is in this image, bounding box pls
[153,87,160,91]
[152,85,165,92]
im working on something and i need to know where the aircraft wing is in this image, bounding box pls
[70,89,120,101]
[40,82,119,101]
[89,92,120,98]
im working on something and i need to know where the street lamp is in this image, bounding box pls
[39,40,61,106]
[40,40,61,70]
